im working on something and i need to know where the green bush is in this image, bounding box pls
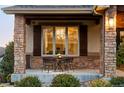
[51,74,80,87]
[6,74,11,83]
[89,79,112,87]
[117,43,124,67]
[15,76,42,87]
[0,73,3,84]
[110,77,124,87]
[0,42,14,82]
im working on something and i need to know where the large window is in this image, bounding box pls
[42,26,79,56]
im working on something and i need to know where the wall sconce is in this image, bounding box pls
[109,17,114,28]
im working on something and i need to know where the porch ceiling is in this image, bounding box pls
[25,14,102,25]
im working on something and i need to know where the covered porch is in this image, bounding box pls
[25,14,102,72]
[2,5,117,83]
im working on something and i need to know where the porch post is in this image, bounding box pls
[14,15,26,74]
[104,6,117,77]
[100,15,105,75]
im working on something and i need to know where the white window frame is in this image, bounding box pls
[41,25,79,57]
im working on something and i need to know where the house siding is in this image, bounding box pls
[26,25,33,54]
[88,21,101,53]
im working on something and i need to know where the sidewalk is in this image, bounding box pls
[0,83,14,87]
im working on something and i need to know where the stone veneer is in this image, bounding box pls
[14,15,26,73]
[104,6,117,77]
[31,56,43,69]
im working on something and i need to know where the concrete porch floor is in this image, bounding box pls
[11,69,103,86]
[26,69,100,74]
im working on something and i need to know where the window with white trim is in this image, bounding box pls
[42,26,79,56]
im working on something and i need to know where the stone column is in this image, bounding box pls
[14,15,26,74]
[104,6,117,77]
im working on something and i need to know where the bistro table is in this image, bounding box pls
[54,57,64,71]
[54,57,74,71]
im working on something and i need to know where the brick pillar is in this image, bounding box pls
[14,15,26,74]
[104,6,117,77]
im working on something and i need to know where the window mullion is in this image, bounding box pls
[78,25,80,56]
[53,27,55,56]
[66,27,68,56]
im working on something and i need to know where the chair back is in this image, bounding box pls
[43,57,56,63]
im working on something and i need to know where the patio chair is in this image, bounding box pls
[65,57,74,71]
[42,57,56,72]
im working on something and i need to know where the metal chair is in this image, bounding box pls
[58,57,74,71]
[42,57,56,72]
[64,57,74,71]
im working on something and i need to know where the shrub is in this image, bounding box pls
[6,74,11,83]
[51,74,80,87]
[0,42,14,82]
[15,76,42,87]
[117,43,124,67]
[89,79,112,87]
[0,73,3,84]
[110,77,124,87]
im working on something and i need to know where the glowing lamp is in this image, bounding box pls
[109,17,114,28]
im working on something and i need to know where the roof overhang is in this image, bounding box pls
[2,10,94,14]
[2,5,94,14]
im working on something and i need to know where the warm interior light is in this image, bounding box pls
[56,28,65,40]
[109,17,114,28]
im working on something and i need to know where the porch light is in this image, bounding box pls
[108,17,114,28]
